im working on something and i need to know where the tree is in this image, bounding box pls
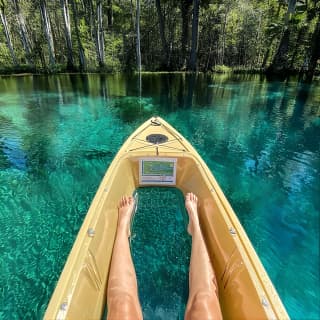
[95,0,105,68]
[155,0,169,69]
[0,0,318,76]
[39,0,55,67]
[70,0,86,71]
[12,0,34,66]
[136,0,141,72]
[107,0,112,28]
[188,0,200,71]
[60,0,75,70]
[0,0,17,65]
[82,0,95,37]
[181,0,192,69]
[301,18,320,82]
[261,1,283,69]
[267,0,297,74]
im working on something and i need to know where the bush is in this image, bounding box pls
[212,65,232,73]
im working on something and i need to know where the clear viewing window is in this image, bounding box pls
[139,158,177,185]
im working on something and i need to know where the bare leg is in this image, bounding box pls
[184,193,223,320]
[107,196,143,320]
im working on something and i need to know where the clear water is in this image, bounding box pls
[0,74,319,320]
[130,187,191,320]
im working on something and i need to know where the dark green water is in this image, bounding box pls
[0,73,319,319]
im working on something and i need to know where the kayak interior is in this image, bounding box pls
[44,117,289,320]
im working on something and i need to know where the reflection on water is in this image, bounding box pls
[0,74,319,319]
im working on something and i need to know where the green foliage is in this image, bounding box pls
[104,33,123,72]
[0,63,36,74]
[0,43,11,67]
[0,0,318,76]
[212,65,232,73]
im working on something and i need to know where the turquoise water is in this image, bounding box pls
[131,187,191,320]
[0,74,319,319]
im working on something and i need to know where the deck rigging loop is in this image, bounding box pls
[151,118,161,126]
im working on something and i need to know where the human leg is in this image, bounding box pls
[184,193,223,320]
[107,196,143,320]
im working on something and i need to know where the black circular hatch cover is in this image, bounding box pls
[146,134,168,144]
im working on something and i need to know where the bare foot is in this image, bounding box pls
[118,195,135,237]
[185,193,200,235]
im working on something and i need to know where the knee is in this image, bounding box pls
[109,291,134,308]
[108,292,141,320]
[191,290,217,311]
[186,291,220,320]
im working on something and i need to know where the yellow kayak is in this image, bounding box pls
[45,117,289,320]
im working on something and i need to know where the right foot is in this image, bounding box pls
[185,193,200,235]
[118,195,135,237]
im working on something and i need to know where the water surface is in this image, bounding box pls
[0,73,319,319]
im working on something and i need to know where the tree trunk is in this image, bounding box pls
[60,0,75,70]
[83,0,94,38]
[289,26,305,69]
[303,19,320,83]
[130,0,135,28]
[261,34,277,69]
[188,0,200,71]
[39,0,55,67]
[96,0,105,68]
[70,0,86,71]
[155,0,169,69]
[287,0,297,20]
[220,12,227,66]
[269,28,290,72]
[181,0,192,69]
[0,2,18,65]
[124,0,135,69]
[107,0,112,28]
[267,0,297,74]
[136,0,141,72]
[254,13,263,67]
[262,47,270,69]
[12,0,33,65]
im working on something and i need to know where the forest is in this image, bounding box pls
[0,0,319,81]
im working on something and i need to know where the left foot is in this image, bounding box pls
[185,193,200,235]
[117,196,135,237]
